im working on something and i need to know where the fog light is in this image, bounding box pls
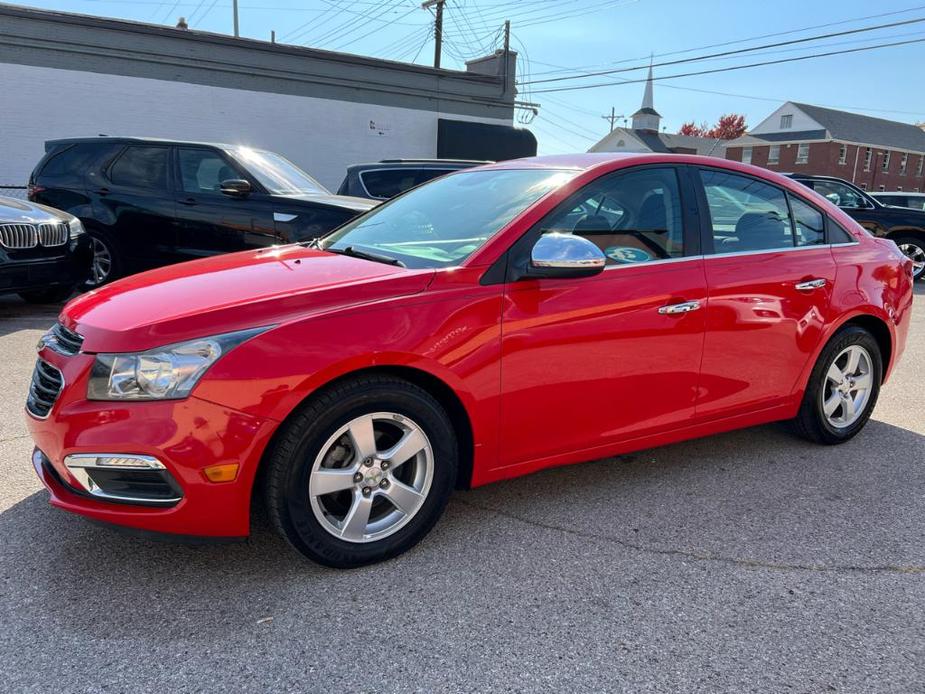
[62,453,181,505]
[203,463,239,483]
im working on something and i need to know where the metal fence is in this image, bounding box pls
[0,186,28,201]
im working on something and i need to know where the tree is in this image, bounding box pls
[678,113,747,139]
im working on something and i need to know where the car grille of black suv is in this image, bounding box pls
[45,322,84,356]
[27,359,64,419]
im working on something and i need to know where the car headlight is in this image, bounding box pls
[87,327,268,401]
[68,218,85,240]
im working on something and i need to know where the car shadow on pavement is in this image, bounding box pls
[0,418,922,645]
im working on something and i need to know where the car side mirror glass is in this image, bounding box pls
[220,179,251,198]
[525,233,606,279]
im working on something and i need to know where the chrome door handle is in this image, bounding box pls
[658,300,701,315]
[795,278,827,291]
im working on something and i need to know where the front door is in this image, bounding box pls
[695,168,836,420]
[172,147,279,261]
[498,166,707,468]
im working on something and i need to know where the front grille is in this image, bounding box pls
[45,322,83,356]
[26,358,64,418]
[0,223,38,249]
[38,223,68,247]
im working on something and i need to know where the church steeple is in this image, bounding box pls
[631,59,661,132]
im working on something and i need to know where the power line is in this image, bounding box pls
[530,36,925,94]
[522,15,925,85]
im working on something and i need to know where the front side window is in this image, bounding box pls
[322,169,575,269]
[796,144,810,164]
[700,169,793,252]
[789,195,825,247]
[108,146,169,190]
[811,180,868,208]
[742,147,752,164]
[178,149,244,193]
[536,167,684,266]
[767,145,780,164]
[780,114,793,129]
[229,148,328,195]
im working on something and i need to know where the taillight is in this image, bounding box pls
[27,183,45,201]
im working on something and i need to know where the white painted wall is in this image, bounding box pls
[1,62,509,190]
[750,102,825,136]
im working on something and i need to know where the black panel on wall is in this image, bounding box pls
[437,119,537,161]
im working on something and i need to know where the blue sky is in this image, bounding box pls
[16,0,925,153]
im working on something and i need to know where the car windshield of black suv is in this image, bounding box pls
[229,147,329,195]
[320,168,575,268]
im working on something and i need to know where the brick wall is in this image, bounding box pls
[726,141,925,192]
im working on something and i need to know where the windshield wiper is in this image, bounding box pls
[327,245,405,267]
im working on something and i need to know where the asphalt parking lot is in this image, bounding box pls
[0,288,922,694]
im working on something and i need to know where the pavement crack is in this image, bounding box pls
[456,499,925,575]
[0,435,30,444]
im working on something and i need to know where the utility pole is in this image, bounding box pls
[422,0,445,69]
[602,107,623,132]
[232,0,239,37]
[502,20,510,95]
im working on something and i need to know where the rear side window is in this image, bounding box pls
[700,169,793,252]
[788,195,825,247]
[360,169,421,199]
[39,144,100,178]
[108,146,169,190]
[827,218,857,244]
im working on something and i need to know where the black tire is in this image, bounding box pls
[793,326,882,445]
[84,230,123,289]
[17,285,74,304]
[264,375,458,568]
[892,234,925,281]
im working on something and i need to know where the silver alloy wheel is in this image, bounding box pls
[821,345,874,429]
[898,242,925,278]
[90,236,113,286]
[308,412,434,543]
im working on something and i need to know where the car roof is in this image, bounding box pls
[46,136,245,150]
[873,191,925,196]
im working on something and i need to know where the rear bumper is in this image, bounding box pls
[26,394,279,537]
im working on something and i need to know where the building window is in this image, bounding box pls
[838,144,847,164]
[879,185,886,191]
[897,186,903,191]
[780,114,793,129]
[917,156,924,176]
[882,151,891,171]
[900,153,908,175]
[768,145,780,164]
[742,146,752,164]
[863,148,872,171]
[860,183,868,190]
[796,143,810,164]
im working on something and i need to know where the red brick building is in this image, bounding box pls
[725,102,925,193]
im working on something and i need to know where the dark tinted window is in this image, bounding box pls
[39,143,101,178]
[788,195,825,247]
[109,146,169,190]
[178,148,243,193]
[700,170,793,252]
[539,167,684,264]
[809,179,866,208]
[360,169,421,199]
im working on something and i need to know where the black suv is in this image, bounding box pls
[0,195,91,302]
[337,159,489,200]
[788,173,925,280]
[30,138,377,286]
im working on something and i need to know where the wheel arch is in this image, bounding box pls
[885,226,925,242]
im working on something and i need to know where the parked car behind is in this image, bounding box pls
[787,174,925,280]
[30,137,377,286]
[337,159,489,200]
[0,195,90,303]
[872,191,925,211]
[27,154,913,568]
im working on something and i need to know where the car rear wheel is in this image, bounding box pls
[894,234,925,280]
[84,231,122,288]
[793,326,882,445]
[264,375,457,568]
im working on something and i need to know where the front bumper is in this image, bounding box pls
[0,238,91,293]
[26,375,279,537]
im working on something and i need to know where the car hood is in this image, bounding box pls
[0,196,73,224]
[273,192,378,212]
[62,245,434,353]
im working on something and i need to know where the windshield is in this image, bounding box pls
[320,168,575,268]
[229,147,329,195]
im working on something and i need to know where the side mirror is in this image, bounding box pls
[525,233,606,279]
[220,179,251,198]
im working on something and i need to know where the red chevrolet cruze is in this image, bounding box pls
[26,154,913,567]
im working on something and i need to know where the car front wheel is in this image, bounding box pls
[793,326,882,445]
[264,375,458,568]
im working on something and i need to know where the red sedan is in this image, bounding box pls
[26,154,914,567]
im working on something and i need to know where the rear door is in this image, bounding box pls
[172,146,279,261]
[695,168,836,420]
